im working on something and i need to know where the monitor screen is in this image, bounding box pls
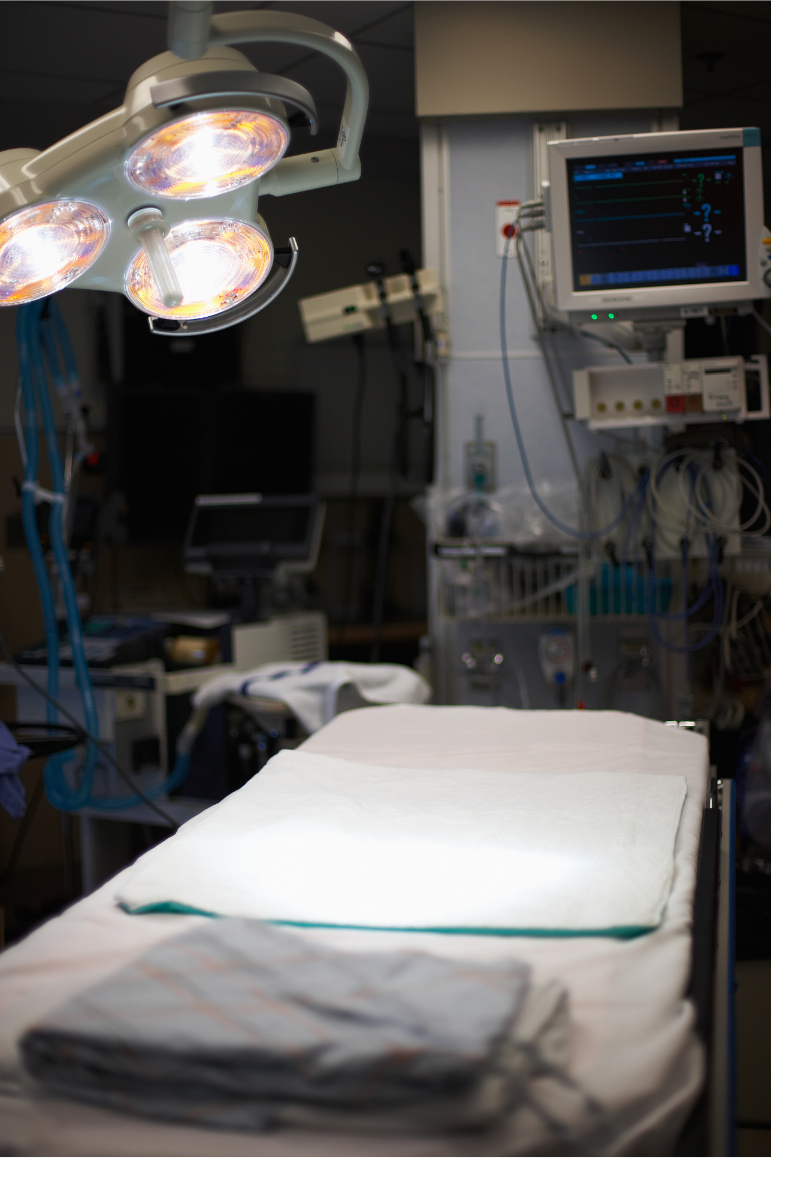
[189,503,314,551]
[184,494,321,576]
[547,128,767,315]
[567,148,747,294]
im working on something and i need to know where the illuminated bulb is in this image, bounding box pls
[125,110,289,200]
[0,200,108,305]
[124,218,271,320]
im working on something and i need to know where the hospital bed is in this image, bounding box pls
[0,705,733,1156]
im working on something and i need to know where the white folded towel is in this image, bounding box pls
[193,661,430,732]
[117,750,687,937]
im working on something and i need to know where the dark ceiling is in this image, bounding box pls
[0,2,415,154]
[680,2,770,216]
[0,1,769,203]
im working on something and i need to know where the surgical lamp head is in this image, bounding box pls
[0,9,368,335]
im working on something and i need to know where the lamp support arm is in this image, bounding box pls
[168,2,214,60]
[208,11,369,174]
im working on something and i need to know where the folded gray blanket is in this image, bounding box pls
[20,919,569,1133]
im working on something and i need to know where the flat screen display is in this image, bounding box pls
[189,503,313,551]
[566,147,747,294]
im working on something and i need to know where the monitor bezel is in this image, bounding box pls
[184,493,320,569]
[547,127,767,315]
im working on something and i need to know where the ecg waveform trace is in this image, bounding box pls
[567,149,746,292]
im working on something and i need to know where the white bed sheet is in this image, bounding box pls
[0,707,708,1157]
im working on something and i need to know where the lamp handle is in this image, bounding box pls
[208,11,369,174]
[148,237,299,337]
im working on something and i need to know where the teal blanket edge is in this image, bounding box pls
[119,900,654,940]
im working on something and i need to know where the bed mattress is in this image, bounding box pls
[0,706,708,1156]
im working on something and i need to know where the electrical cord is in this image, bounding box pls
[646,536,724,653]
[370,492,395,663]
[14,300,192,822]
[501,233,643,542]
[636,454,729,653]
[0,772,45,894]
[692,456,769,535]
[399,248,437,484]
[582,452,638,560]
[752,309,771,336]
[17,301,98,810]
[513,229,582,486]
[364,262,407,667]
[365,263,403,663]
[570,325,633,364]
[724,587,769,676]
[516,227,632,365]
[368,250,438,660]
[345,333,366,623]
[502,225,758,666]
[646,450,770,555]
[0,638,179,829]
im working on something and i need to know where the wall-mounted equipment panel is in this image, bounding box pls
[573,355,769,429]
[298,268,442,343]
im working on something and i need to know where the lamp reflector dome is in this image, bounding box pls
[125,110,289,199]
[0,201,109,306]
[124,218,271,320]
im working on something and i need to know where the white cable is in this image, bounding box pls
[583,454,638,548]
[722,581,769,677]
[733,596,764,635]
[752,309,771,336]
[647,450,699,545]
[646,448,769,550]
[733,457,770,533]
[513,662,531,710]
[487,565,584,615]
[691,456,768,534]
[679,457,742,535]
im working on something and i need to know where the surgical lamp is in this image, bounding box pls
[0,4,368,334]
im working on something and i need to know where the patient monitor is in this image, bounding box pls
[184,492,325,620]
[546,127,769,323]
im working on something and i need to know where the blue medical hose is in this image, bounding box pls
[16,300,192,810]
[18,303,63,730]
[647,535,724,653]
[645,453,725,650]
[30,305,101,809]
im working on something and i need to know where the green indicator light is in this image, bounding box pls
[591,313,598,320]
[608,312,615,319]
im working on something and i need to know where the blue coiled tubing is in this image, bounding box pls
[17,299,190,810]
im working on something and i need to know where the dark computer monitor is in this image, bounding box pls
[184,494,323,580]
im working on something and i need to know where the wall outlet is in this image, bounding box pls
[496,200,520,257]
